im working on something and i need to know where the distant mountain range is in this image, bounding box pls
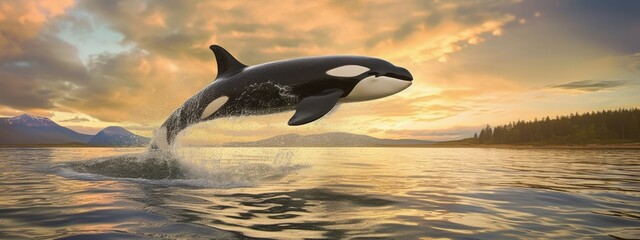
[220,132,435,147]
[0,114,149,147]
[88,126,150,146]
[0,114,434,148]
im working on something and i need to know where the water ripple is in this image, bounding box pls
[0,147,639,239]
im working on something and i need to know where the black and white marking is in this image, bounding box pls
[150,45,413,150]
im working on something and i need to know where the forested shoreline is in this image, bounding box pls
[469,108,640,145]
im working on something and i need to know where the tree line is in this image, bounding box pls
[472,108,640,144]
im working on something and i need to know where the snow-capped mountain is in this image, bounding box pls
[0,114,92,145]
[4,114,59,127]
[0,114,148,146]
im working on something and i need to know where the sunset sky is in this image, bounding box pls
[1,0,639,143]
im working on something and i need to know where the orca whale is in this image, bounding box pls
[150,45,413,150]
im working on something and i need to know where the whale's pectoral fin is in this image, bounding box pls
[288,89,344,126]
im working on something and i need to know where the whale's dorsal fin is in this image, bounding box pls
[210,45,246,78]
[288,89,344,126]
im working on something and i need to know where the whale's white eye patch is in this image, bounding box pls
[201,96,229,119]
[326,65,370,78]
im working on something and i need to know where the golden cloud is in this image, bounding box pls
[0,0,74,55]
[2,0,555,142]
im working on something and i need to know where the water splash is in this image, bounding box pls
[102,79,308,187]
[60,147,307,188]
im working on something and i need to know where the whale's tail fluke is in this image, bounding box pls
[209,45,247,78]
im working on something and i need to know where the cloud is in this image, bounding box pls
[64,125,103,135]
[0,34,89,108]
[77,0,518,64]
[624,52,640,72]
[59,116,90,122]
[0,0,74,55]
[0,1,83,110]
[0,106,53,118]
[550,80,628,92]
[0,0,523,125]
[3,0,638,142]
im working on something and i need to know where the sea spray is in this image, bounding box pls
[70,92,310,187]
[173,147,304,184]
[62,147,307,188]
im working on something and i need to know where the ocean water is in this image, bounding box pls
[0,147,638,239]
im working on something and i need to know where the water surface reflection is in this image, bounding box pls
[0,147,638,239]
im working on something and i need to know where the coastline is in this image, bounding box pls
[425,142,640,150]
[0,144,146,148]
[3,143,640,149]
